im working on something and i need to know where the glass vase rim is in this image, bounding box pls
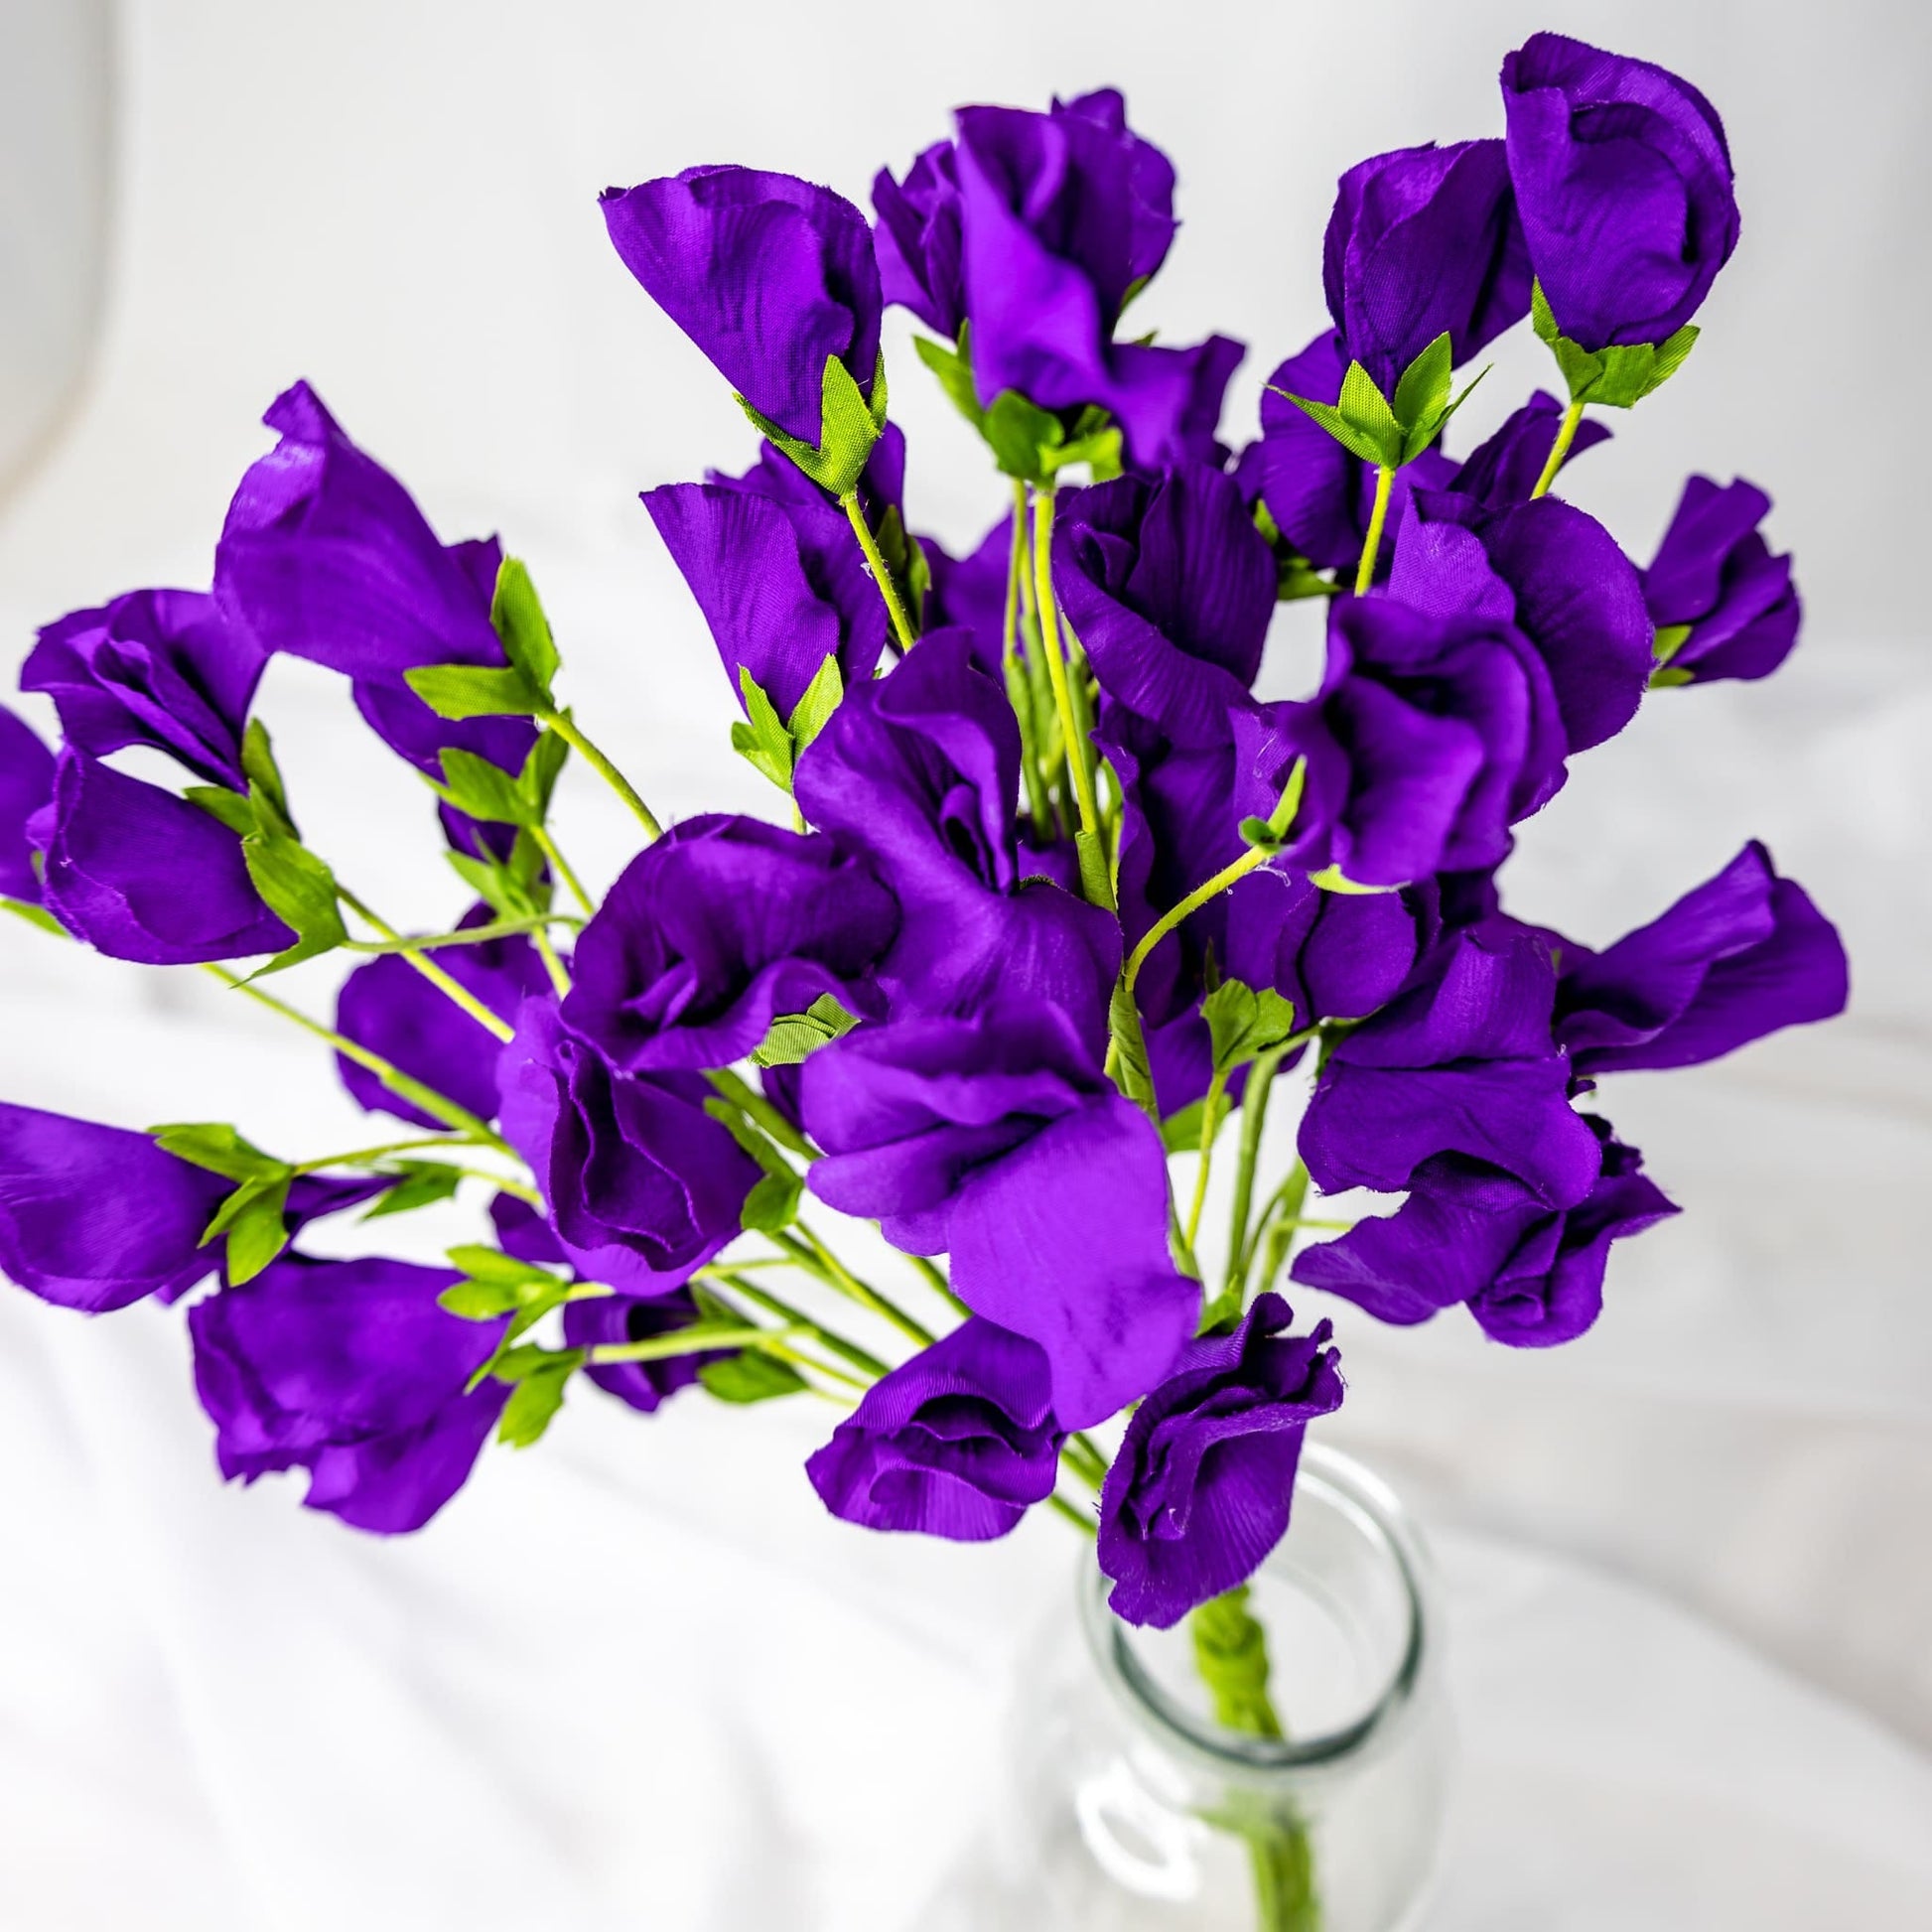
[1078,1441,1432,1781]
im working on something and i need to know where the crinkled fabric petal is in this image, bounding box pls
[299,1383,508,1534]
[0,704,54,902]
[1336,927,1560,1067]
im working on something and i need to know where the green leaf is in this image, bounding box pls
[183,785,257,835]
[1272,388,1390,468]
[698,1351,807,1404]
[913,328,984,432]
[981,388,1066,482]
[489,556,560,701]
[1107,979,1157,1110]
[1335,360,1405,465]
[447,848,546,923]
[735,349,888,498]
[787,653,844,754]
[1391,332,1452,440]
[446,1244,563,1291]
[1202,980,1300,1077]
[433,748,537,826]
[732,667,795,791]
[439,1277,531,1319]
[1649,665,1696,689]
[239,721,293,831]
[750,993,860,1068]
[1651,622,1694,666]
[516,725,570,819]
[497,1357,576,1448]
[1531,279,1699,409]
[702,1099,794,1179]
[150,1121,284,1182]
[1308,864,1397,896]
[0,897,66,936]
[404,662,542,720]
[197,1170,295,1284]
[241,820,348,974]
[741,1169,804,1234]
[362,1163,467,1220]
[1161,1089,1232,1157]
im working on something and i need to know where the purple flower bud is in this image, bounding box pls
[1642,476,1800,683]
[21,589,267,790]
[806,1317,1062,1541]
[873,139,966,339]
[188,1251,507,1534]
[1322,139,1531,396]
[31,750,294,965]
[601,168,882,446]
[0,704,55,903]
[1097,1294,1343,1628]
[1502,33,1738,351]
[563,815,898,1074]
[563,1288,724,1416]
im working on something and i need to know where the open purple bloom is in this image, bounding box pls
[1449,389,1611,508]
[1502,33,1738,350]
[950,96,1242,468]
[794,630,1118,1043]
[335,906,552,1128]
[0,1102,230,1311]
[1643,476,1800,683]
[1097,1294,1343,1629]
[802,1002,1197,1428]
[30,751,294,965]
[1553,842,1848,1076]
[497,999,760,1296]
[188,1251,507,1534]
[1323,139,1531,396]
[21,590,267,790]
[1294,1120,1675,1345]
[1234,594,1568,890]
[806,1316,1061,1541]
[1388,487,1654,753]
[601,167,881,447]
[563,815,897,1074]
[0,704,54,902]
[563,1288,724,1416]
[1300,926,1603,1208]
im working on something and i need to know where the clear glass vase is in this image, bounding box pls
[952,1445,1450,1932]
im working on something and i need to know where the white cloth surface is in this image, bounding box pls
[1,1,1929,1925]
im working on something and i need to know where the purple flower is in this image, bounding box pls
[1502,33,1738,351]
[0,1102,230,1311]
[1294,1122,1676,1346]
[1234,594,1567,890]
[1642,476,1800,683]
[21,590,267,790]
[873,138,967,339]
[0,704,54,902]
[805,1316,1061,1541]
[563,1288,723,1416]
[1322,140,1531,395]
[600,168,882,447]
[1097,1294,1343,1629]
[1053,466,1274,749]
[1387,486,1654,753]
[1299,927,1604,1208]
[950,96,1242,468]
[1224,868,1437,1029]
[562,815,897,1074]
[1449,389,1611,508]
[1553,843,1848,1076]
[794,631,1118,1042]
[1253,332,1459,578]
[30,751,294,965]
[188,1251,507,1534]
[335,906,553,1128]
[497,1000,760,1296]
[801,1002,1198,1428]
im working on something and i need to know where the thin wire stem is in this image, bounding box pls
[1530,400,1586,500]
[537,708,662,840]
[839,491,918,656]
[1354,464,1396,594]
[528,822,596,918]
[773,1226,936,1349]
[530,923,572,998]
[337,887,515,1043]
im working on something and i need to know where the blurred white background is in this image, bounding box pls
[0,1,1928,1926]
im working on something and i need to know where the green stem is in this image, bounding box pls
[1124,848,1268,999]
[588,1322,779,1364]
[537,708,662,840]
[1185,1069,1227,1254]
[1244,1159,1311,1305]
[1005,479,1056,833]
[704,1068,816,1160]
[1221,1046,1286,1309]
[774,1226,936,1349]
[1048,1491,1098,1537]
[1061,1433,1110,1489]
[528,822,596,919]
[290,1134,477,1174]
[839,491,918,656]
[1530,399,1586,500]
[909,1253,969,1319]
[712,1273,890,1379]
[337,888,516,1043]
[1354,464,1396,595]
[343,911,583,954]
[201,966,506,1147]
[530,923,573,998]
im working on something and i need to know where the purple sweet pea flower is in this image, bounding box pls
[335,905,553,1128]
[793,630,1118,1044]
[21,590,267,790]
[30,751,294,965]
[1233,594,1568,890]
[1388,487,1654,753]
[600,167,882,446]
[950,97,1243,469]
[562,815,897,1074]
[1293,1120,1676,1346]
[1097,1294,1343,1629]
[1643,476,1800,683]
[805,1316,1062,1541]
[188,1251,507,1534]
[1553,842,1848,1076]
[0,1102,230,1311]
[801,1002,1198,1428]
[1224,867,1437,1029]
[0,704,54,902]
[1322,140,1531,396]
[1502,33,1738,351]
[1449,389,1611,508]
[1300,926,1604,1208]
[1253,332,1459,579]
[873,139,967,339]
[563,1288,724,1416]
[497,999,760,1296]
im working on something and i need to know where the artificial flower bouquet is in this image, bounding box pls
[0,30,1847,1930]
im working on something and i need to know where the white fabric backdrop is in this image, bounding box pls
[1,2,1928,1925]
